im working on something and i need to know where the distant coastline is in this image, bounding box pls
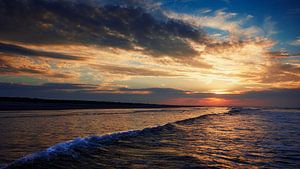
[0,97,194,111]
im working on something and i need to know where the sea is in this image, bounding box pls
[0,107,299,168]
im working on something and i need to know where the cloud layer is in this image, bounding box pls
[0,42,84,60]
[0,0,299,106]
[0,0,207,58]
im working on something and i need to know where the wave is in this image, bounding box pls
[2,107,265,169]
[5,130,142,167]
[4,124,184,169]
[2,109,229,169]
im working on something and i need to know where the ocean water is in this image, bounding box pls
[1,107,300,168]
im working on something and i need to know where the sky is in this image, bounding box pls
[0,0,300,107]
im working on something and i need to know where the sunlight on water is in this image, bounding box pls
[0,107,227,165]
[2,107,300,168]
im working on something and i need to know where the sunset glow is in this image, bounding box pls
[0,0,299,107]
[199,98,231,106]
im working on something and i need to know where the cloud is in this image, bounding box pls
[267,50,290,59]
[290,37,300,46]
[0,82,98,94]
[0,62,72,78]
[162,88,300,107]
[0,0,298,95]
[0,54,74,79]
[0,42,85,60]
[263,16,277,37]
[197,8,212,14]
[92,64,180,77]
[0,0,206,58]
[267,50,300,59]
[165,9,261,40]
[261,63,300,84]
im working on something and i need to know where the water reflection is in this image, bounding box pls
[2,108,300,168]
[173,111,300,168]
[0,107,227,164]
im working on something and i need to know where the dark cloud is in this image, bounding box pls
[92,64,180,77]
[0,64,44,75]
[267,51,289,58]
[42,83,99,90]
[0,0,207,58]
[226,88,300,99]
[267,51,300,59]
[223,88,300,107]
[0,82,212,104]
[204,40,249,54]
[0,82,299,107]
[0,42,85,60]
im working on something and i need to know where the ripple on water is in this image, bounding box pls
[3,108,300,168]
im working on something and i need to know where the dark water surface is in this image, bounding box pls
[0,107,226,165]
[1,107,300,168]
